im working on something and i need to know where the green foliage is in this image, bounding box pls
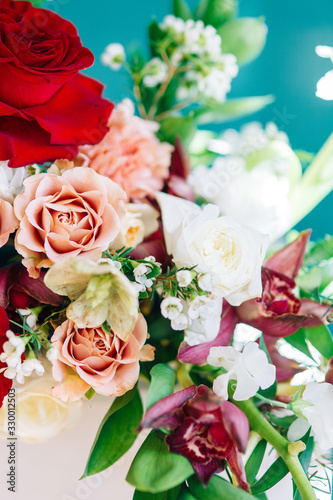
[218,18,267,65]
[158,114,197,146]
[304,325,333,360]
[197,0,238,28]
[193,95,274,124]
[245,439,268,485]
[126,431,193,493]
[187,474,256,499]
[146,364,176,409]
[133,485,181,500]
[81,387,143,478]
[285,329,316,362]
[251,457,289,495]
[173,0,193,20]
[304,236,333,266]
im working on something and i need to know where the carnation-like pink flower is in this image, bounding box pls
[78,99,173,200]
[51,314,150,401]
[13,167,126,277]
[0,198,18,248]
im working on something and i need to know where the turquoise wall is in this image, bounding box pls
[51,0,333,239]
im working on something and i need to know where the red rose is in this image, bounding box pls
[0,0,113,167]
[0,306,12,407]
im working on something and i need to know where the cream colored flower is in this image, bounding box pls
[44,256,138,341]
[0,369,81,442]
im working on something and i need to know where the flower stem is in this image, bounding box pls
[234,398,316,500]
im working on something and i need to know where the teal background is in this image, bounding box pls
[49,0,332,239]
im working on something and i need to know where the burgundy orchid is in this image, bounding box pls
[236,231,331,337]
[140,384,250,490]
[166,137,195,201]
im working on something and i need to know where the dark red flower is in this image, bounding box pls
[140,384,250,490]
[0,306,12,407]
[236,231,332,337]
[166,137,195,201]
[0,0,113,167]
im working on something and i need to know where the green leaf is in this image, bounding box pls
[173,0,193,20]
[200,0,238,28]
[133,485,181,500]
[218,18,267,65]
[126,430,193,493]
[245,439,267,485]
[285,330,315,362]
[158,115,196,146]
[146,364,176,410]
[193,95,274,125]
[293,437,314,500]
[188,474,255,499]
[251,457,289,495]
[148,20,166,57]
[304,325,333,360]
[304,236,333,266]
[81,387,143,478]
[176,484,197,500]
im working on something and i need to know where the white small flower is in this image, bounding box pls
[197,68,231,102]
[176,270,192,287]
[0,331,25,369]
[134,263,153,288]
[295,382,333,451]
[142,58,168,87]
[21,358,45,377]
[197,273,217,292]
[184,295,223,346]
[159,15,185,36]
[208,342,276,401]
[132,281,146,293]
[46,346,58,365]
[216,53,239,78]
[18,308,37,330]
[171,313,189,331]
[160,297,183,320]
[101,43,126,70]
[0,161,28,204]
[145,256,157,263]
[187,295,213,320]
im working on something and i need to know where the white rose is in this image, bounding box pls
[0,161,28,204]
[0,368,82,442]
[156,193,269,306]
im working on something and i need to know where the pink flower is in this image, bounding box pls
[140,384,250,489]
[0,198,18,247]
[51,313,150,401]
[78,99,173,200]
[13,167,126,277]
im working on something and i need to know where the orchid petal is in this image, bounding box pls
[222,401,249,453]
[265,230,311,279]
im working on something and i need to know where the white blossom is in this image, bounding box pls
[101,43,126,70]
[143,58,168,87]
[133,263,154,289]
[160,296,183,320]
[315,46,333,100]
[159,15,185,36]
[0,331,25,370]
[18,308,37,330]
[0,161,28,204]
[171,313,189,331]
[17,358,45,384]
[208,342,276,401]
[292,382,333,451]
[197,273,218,292]
[176,270,192,287]
[184,295,223,346]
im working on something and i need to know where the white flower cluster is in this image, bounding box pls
[0,331,44,384]
[101,43,126,71]
[160,272,223,346]
[315,45,333,101]
[159,15,238,102]
[133,256,159,293]
[188,122,293,240]
[142,58,168,88]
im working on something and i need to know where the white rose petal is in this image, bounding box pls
[208,342,276,401]
[156,193,269,307]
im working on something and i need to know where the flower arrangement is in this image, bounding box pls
[0,0,332,498]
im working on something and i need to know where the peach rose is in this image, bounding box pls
[78,99,173,200]
[0,198,18,247]
[51,314,150,401]
[13,167,126,277]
